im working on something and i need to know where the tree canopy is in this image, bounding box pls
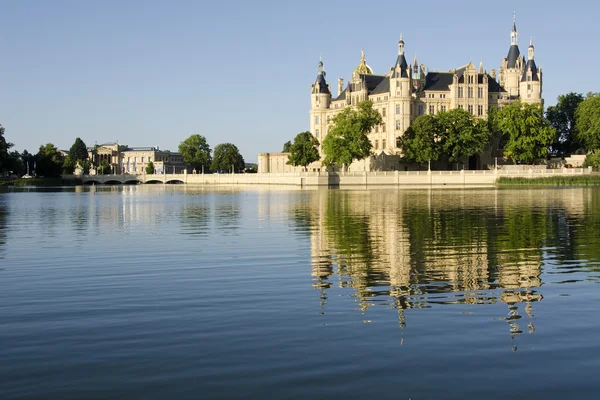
[322,100,382,168]
[211,143,245,173]
[0,124,13,173]
[35,143,64,177]
[546,92,584,156]
[178,134,212,172]
[287,131,320,170]
[575,92,600,151]
[494,101,556,163]
[397,109,488,167]
[146,161,155,174]
[438,109,489,165]
[397,114,443,165]
[282,140,292,153]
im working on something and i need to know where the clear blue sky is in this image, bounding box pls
[1,0,597,162]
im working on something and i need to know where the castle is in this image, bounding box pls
[258,15,542,173]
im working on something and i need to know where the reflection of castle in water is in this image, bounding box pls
[306,189,590,337]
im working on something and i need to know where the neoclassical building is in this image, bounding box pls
[86,143,188,175]
[259,15,542,173]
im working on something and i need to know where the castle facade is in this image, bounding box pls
[259,15,542,173]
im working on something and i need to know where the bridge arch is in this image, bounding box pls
[146,180,164,184]
[166,179,184,184]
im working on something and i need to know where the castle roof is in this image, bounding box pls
[506,45,521,68]
[521,59,539,82]
[423,71,506,93]
[371,77,390,95]
[391,54,409,78]
[313,71,330,94]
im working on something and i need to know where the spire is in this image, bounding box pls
[528,37,535,60]
[511,12,519,46]
[479,61,484,73]
[398,32,405,55]
[313,57,330,94]
[392,35,408,78]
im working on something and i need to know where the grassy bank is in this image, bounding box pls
[497,175,600,186]
[0,178,82,187]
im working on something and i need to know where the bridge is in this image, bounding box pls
[68,167,594,187]
[78,173,189,185]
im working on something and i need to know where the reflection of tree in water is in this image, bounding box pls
[181,205,211,237]
[324,192,379,312]
[0,201,6,259]
[214,195,241,233]
[300,189,600,344]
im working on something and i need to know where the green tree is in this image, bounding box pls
[62,138,89,175]
[287,131,320,170]
[583,149,600,169]
[146,161,155,174]
[211,143,245,173]
[322,100,382,169]
[282,140,292,153]
[575,92,600,151]
[69,137,89,162]
[62,157,76,175]
[495,101,556,163]
[5,150,24,175]
[438,109,489,166]
[0,124,13,173]
[98,159,111,175]
[178,134,212,172]
[546,92,584,156]
[397,114,443,165]
[35,143,64,177]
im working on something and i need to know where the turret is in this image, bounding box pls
[500,13,523,97]
[520,38,542,104]
[311,58,331,109]
[389,34,412,142]
[310,58,331,144]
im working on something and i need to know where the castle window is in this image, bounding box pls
[382,123,386,133]
[375,126,379,133]
[396,80,400,87]
[375,140,379,149]
[315,129,319,138]
[468,105,474,115]
[396,120,401,130]
[382,139,386,148]
[418,105,423,115]
[315,115,319,124]
[429,105,435,114]
[478,105,483,116]
[527,84,531,91]
[396,104,400,114]
[441,105,447,112]
[458,105,463,110]
[468,88,473,98]
[458,87,464,98]
[478,88,483,98]
[382,108,386,117]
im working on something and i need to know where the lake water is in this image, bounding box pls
[1,185,600,399]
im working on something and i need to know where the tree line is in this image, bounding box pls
[0,130,250,177]
[280,92,600,170]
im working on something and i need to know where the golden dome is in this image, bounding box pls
[353,50,373,77]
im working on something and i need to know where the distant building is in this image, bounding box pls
[260,14,543,173]
[86,143,189,175]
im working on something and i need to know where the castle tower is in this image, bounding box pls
[519,38,543,104]
[310,58,331,146]
[499,13,524,97]
[389,33,412,136]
